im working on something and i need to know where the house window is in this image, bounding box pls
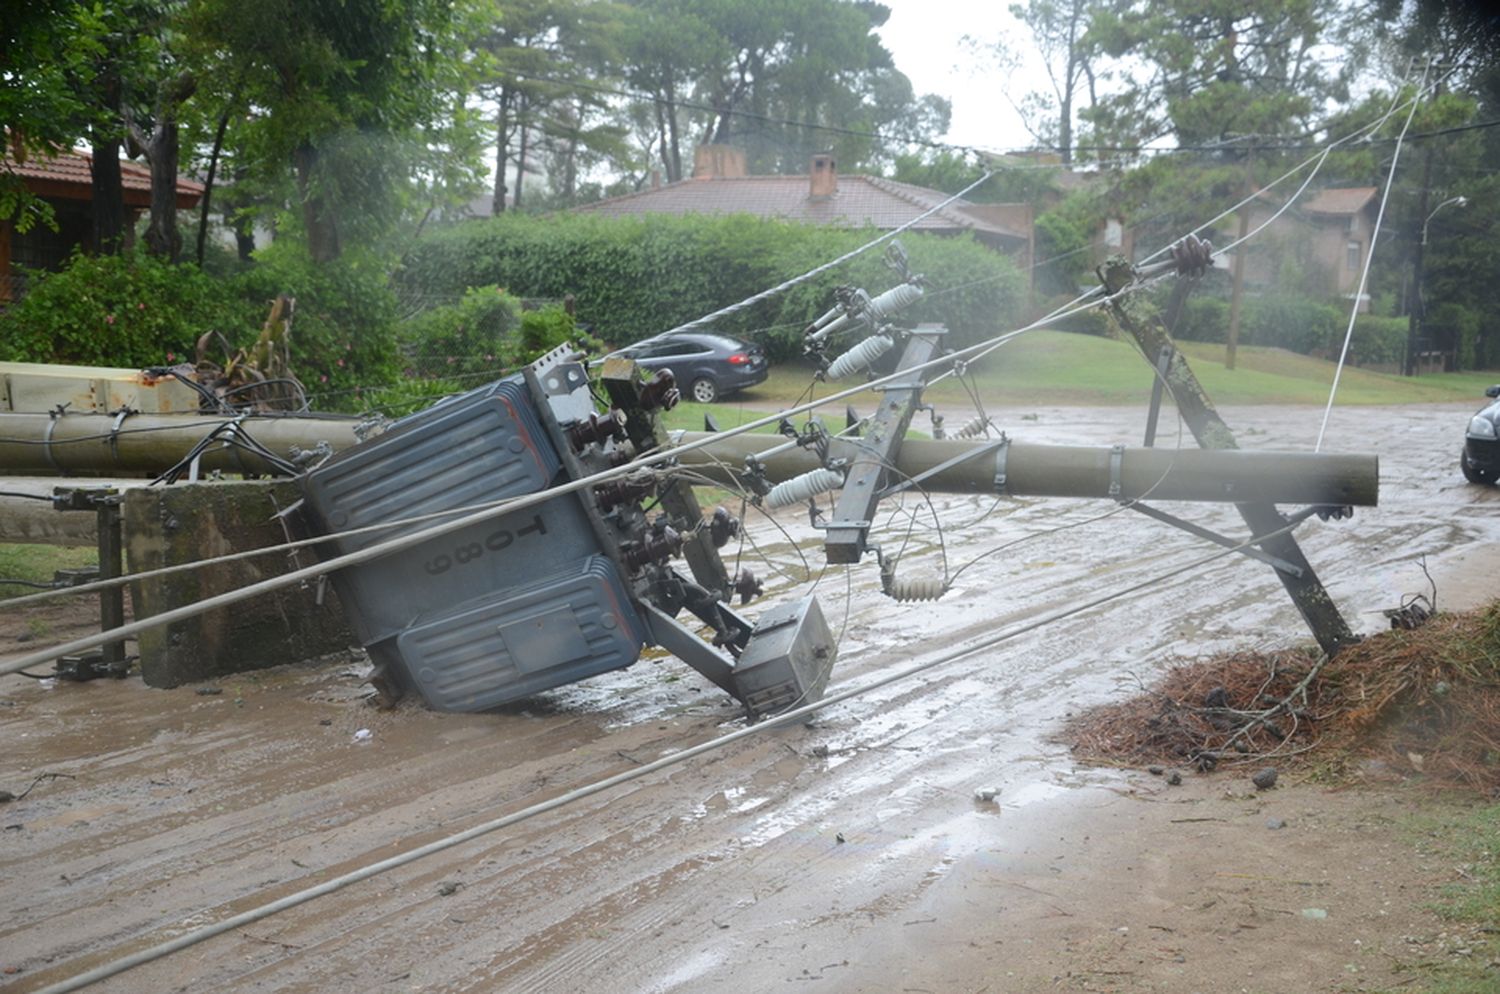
[1346,240,1361,271]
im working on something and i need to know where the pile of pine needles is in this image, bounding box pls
[1066,602,1500,794]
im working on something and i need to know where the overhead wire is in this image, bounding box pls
[1316,64,1431,452]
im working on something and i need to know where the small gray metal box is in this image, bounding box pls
[732,596,836,717]
[395,555,645,711]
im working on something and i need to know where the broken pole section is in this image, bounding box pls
[1097,257,1356,655]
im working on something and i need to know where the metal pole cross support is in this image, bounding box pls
[824,326,944,564]
[1098,259,1356,655]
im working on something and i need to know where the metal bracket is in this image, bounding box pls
[1108,444,1126,499]
[1127,502,1304,577]
[877,435,1009,501]
[994,436,1011,493]
[1143,345,1174,447]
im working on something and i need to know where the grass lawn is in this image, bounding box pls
[725,330,1499,410]
[0,544,97,600]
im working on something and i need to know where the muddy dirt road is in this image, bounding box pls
[3,401,1497,993]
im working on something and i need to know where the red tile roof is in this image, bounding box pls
[5,149,204,206]
[574,173,1027,243]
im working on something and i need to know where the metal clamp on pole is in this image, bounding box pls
[1108,443,1126,500]
[992,435,1011,495]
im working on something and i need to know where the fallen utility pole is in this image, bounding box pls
[0,411,1379,509]
[1097,255,1356,654]
[675,433,1377,508]
[0,411,362,477]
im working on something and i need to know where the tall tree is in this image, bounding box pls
[1086,0,1354,148]
[619,0,947,179]
[188,0,482,263]
[474,0,628,211]
[972,0,1101,164]
[0,0,102,234]
[123,13,197,264]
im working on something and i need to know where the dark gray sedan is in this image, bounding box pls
[609,332,768,403]
[1461,384,1500,485]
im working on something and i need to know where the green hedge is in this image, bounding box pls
[0,251,259,368]
[397,213,1026,360]
[1349,314,1407,366]
[0,247,401,409]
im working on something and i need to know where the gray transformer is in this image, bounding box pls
[299,348,834,716]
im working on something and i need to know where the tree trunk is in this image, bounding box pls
[142,120,183,262]
[514,104,530,208]
[131,73,196,263]
[195,100,235,267]
[90,66,125,256]
[90,135,126,255]
[493,87,511,215]
[561,98,580,201]
[665,89,682,182]
[654,94,672,180]
[294,142,341,263]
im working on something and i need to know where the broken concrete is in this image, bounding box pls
[123,480,353,687]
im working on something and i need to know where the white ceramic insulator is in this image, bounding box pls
[766,468,844,509]
[884,575,947,602]
[954,415,993,439]
[868,281,924,318]
[826,333,893,381]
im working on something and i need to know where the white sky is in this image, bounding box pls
[877,0,1035,153]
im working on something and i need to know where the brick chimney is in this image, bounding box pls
[692,144,747,179]
[809,152,837,198]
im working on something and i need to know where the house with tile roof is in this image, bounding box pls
[573,146,1035,277]
[1,149,204,302]
[1236,185,1380,310]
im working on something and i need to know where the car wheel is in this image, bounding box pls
[689,376,718,404]
[1460,448,1499,485]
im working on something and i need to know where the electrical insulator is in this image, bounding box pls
[640,370,680,411]
[566,410,627,450]
[624,524,682,570]
[709,506,740,548]
[734,568,764,605]
[765,467,844,509]
[883,574,946,602]
[825,334,893,381]
[953,415,993,439]
[594,476,656,512]
[866,281,923,319]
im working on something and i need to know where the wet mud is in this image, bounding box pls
[2,401,1497,992]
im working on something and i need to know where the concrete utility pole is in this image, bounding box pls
[1098,259,1356,655]
[0,412,362,476]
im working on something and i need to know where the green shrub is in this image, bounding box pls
[0,250,256,367]
[397,285,522,379]
[1174,296,1231,344]
[234,246,401,410]
[1242,295,1344,354]
[397,213,1025,361]
[1349,313,1408,366]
